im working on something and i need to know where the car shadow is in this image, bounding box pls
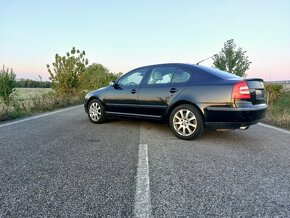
[85,117,261,147]
[136,120,260,146]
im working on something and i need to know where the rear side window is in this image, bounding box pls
[147,67,176,84]
[172,68,190,83]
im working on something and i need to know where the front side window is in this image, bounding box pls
[118,68,147,86]
[147,67,176,85]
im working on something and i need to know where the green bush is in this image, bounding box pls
[79,63,118,91]
[264,83,283,105]
[0,65,16,106]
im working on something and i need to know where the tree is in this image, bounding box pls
[212,39,251,77]
[46,47,88,94]
[0,65,16,105]
[79,63,118,90]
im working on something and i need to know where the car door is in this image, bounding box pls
[104,67,148,116]
[137,66,191,118]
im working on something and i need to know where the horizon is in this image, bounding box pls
[13,65,290,83]
[1,0,290,81]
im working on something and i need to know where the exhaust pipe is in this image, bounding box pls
[240,126,250,130]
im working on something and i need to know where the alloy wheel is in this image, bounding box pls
[173,109,197,136]
[89,102,101,122]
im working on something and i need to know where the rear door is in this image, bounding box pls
[137,66,191,118]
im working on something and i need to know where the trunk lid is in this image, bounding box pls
[246,79,265,105]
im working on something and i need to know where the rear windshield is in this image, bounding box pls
[196,65,241,80]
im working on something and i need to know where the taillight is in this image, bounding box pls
[232,81,251,99]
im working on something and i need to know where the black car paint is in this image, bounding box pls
[84,63,267,129]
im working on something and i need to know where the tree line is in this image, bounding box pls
[16,79,52,88]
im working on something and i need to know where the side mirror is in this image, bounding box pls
[109,81,116,86]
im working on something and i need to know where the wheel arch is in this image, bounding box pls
[166,100,205,122]
[86,96,106,111]
[88,96,105,104]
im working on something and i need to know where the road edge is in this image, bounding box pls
[258,122,290,135]
[0,105,83,128]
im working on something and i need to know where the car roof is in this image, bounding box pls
[135,63,193,68]
[132,63,241,80]
[133,63,214,71]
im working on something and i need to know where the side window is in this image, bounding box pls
[118,68,147,86]
[172,68,191,83]
[147,67,176,85]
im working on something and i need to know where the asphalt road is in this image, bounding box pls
[0,105,290,217]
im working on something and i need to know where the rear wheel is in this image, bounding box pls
[88,99,106,124]
[169,104,204,140]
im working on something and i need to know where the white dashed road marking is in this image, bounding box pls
[134,144,152,217]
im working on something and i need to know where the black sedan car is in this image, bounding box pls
[84,63,267,140]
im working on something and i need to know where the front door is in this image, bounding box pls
[104,68,147,116]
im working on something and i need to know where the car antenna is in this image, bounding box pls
[196,56,214,65]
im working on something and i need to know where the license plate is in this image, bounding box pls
[256,90,264,99]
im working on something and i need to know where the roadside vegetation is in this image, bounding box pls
[264,84,290,129]
[0,47,119,121]
[0,65,16,106]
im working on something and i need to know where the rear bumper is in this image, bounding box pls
[205,120,260,129]
[204,104,267,129]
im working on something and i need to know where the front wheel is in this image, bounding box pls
[88,99,107,124]
[169,104,204,140]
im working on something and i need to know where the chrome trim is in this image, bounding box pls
[105,111,161,118]
[206,104,267,111]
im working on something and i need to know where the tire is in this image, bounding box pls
[87,99,107,124]
[169,104,204,140]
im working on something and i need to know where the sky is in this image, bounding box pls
[1,0,290,81]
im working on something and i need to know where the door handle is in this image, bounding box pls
[131,89,137,94]
[169,88,178,93]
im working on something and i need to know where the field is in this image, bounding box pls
[266,81,290,91]
[14,88,53,101]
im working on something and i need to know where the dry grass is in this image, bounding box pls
[264,108,290,129]
[14,88,52,101]
[0,88,83,121]
[263,91,290,129]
